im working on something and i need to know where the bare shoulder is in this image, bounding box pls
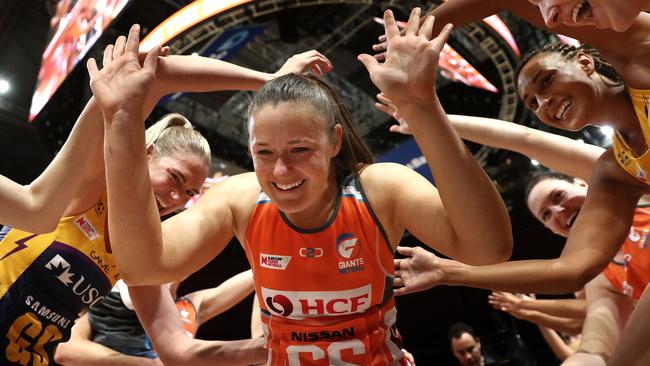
[359,162,438,207]
[359,162,420,185]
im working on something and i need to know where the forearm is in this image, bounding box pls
[448,114,602,181]
[424,0,506,34]
[54,339,159,366]
[153,55,273,97]
[399,101,511,264]
[441,256,600,294]
[520,298,587,319]
[104,111,163,283]
[194,270,254,323]
[0,98,104,232]
[538,326,575,361]
[520,310,583,335]
[166,338,266,366]
[607,286,650,366]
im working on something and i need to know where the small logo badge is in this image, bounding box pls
[74,215,99,241]
[299,247,323,258]
[335,233,364,274]
[260,253,291,270]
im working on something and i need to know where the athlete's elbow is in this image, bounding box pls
[560,265,601,293]
[53,342,73,365]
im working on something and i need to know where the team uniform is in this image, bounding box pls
[603,206,650,300]
[0,193,118,366]
[612,87,650,184]
[90,280,198,358]
[244,176,406,366]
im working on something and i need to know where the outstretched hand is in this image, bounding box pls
[87,24,162,119]
[358,8,452,107]
[274,50,333,77]
[375,92,412,135]
[393,246,446,296]
[488,291,524,312]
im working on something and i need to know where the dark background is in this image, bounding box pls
[0,1,608,364]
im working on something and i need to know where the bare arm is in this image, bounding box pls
[54,313,161,366]
[520,298,586,319]
[606,284,650,365]
[250,295,263,338]
[376,98,604,181]
[489,292,587,320]
[395,152,640,295]
[129,285,266,366]
[150,50,332,98]
[0,98,104,232]
[538,326,576,361]
[185,269,254,327]
[513,308,583,335]
[359,9,512,265]
[448,114,604,181]
[574,274,633,361]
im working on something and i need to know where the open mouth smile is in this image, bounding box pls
[274,179,305,191]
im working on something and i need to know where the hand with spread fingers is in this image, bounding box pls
[273,50,333,77]
[87,24,162,119]
[393,246,454,296]
[488,291,531,313]
[358,8,453,108]
[375,92,412,135]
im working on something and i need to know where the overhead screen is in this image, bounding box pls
[30,0,130,121]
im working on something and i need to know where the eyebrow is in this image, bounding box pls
[521,69,544,108]
[536,189,555,218]
[253,138,314,146]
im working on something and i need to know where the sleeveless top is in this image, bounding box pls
[0,192,118,365]
[612,87,650,184]
[90,280,198,358]
[602,206,650,300]
[244,175,405,365]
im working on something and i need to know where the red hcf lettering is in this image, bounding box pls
[298,294,369,315]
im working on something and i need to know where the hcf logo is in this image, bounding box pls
[261,285,371,319]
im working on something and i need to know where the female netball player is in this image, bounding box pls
[0,26,331,366]
[96,10,512,366]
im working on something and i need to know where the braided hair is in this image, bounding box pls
[515,42,624,92]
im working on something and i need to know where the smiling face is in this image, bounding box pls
[527,177,588,237]
[249,101,342,215]
[529,0,641,31]
[517,51,601,131]
[147,151,209,216]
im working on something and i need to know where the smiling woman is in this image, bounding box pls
[104,9,513,366]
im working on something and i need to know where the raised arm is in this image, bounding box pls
[185,269,254,327]
[150,50,332,98]
[54,313,161,366]
[359,8,512,264]
[0,98,103,233]
[129,285,266,366]
[376,95,604,181]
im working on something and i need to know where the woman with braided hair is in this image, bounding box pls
[370,2,650,365]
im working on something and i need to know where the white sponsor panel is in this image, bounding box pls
[262,284,371,319]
